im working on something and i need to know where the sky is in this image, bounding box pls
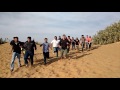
[0,12,120,43]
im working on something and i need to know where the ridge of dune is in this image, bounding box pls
[0,42,120,78]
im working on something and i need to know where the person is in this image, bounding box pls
[85,35,89,50]
[51,36,60,57]
[59,34,70,59]
[80,35,86,52]
[67,36,72,53]
[58,36,62,40]
[75,37,80,52]
[40,38,51,65]
[10,37,22,72]
[24,37,37,67]
[88,36,92,50]
[71,37,76,50]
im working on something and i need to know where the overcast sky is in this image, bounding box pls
[0,12,120,43]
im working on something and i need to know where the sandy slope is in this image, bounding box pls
[0,42,120,78]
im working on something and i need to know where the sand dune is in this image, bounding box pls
[0,42,120,78]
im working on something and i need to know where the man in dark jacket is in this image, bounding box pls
[59,34,70,59]
[10,37,22,72]
[24,37,37,66]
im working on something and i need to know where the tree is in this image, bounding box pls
[93,21,120,45]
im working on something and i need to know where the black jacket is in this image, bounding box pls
[24,41,36,54]
[59,39,70,49]
[10,41,21,54]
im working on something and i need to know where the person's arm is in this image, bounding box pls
[50,40,53,48]
[49,43,52,50]
[10,40,13,46]
[34,42,37,50]
[78,40,81,45]
[67,39,70,45]
[40,44,43,47]
[10,40,14,52]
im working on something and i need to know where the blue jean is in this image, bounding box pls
[24,51,34,65]
[10,52,21,70]
[72,44,75,50]
[53,47,58,57]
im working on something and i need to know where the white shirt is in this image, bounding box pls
[51,39,60,47]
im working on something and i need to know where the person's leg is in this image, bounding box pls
[72,44,73,50]
[16,53,21,67]
[90,43,92,49]
[46,52,49,59]
[83,43,85,50]
[87,42,90,49]
[29,52,34,66]
[89,43,91,50]
[56,47,58,57]
[76,45,79,52]
[24,51,29,66]
[64,49,68,58]
[82,43,84,52]
[74,44,76,50]
[86,42,88,50]
[68,47,70,53]
[10,52,17,71]
[67,48,69,53]
[73,44,75,50]
[53,47,55,54]
[60,49,64,59]
[43,52,47,64]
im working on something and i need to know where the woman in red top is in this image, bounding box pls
[88,36,92,50]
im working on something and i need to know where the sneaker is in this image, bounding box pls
[26,64,28,67]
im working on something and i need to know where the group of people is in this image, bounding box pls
[9,34,92,72]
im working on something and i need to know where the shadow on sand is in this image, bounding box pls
[13,45,101,72]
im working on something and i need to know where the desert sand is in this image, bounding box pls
[0,42,120,78]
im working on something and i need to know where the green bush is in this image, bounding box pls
[93,21,120,45]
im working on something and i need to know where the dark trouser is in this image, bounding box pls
[86,42,88,49]
[67,46,70,53]
[72,44,75,50]
[24,51,34,65]
[88,42,92,49]
[53,47,58,57]
[43,52,49,64]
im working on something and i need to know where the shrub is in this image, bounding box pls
[93,21,120,45]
